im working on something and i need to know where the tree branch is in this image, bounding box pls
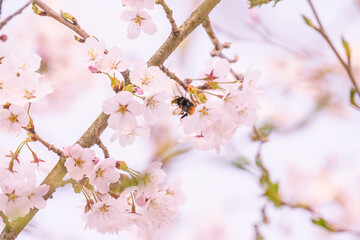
[202,17,241,80]
[0,0,222,239]
[156,0,179,35]
[159,65,187,90]
[148,0,221,67]
[0,1,31,30]
[32,0,90,39]
[97,138,110,159]
[306,0,360,96]
[26,129,63,157]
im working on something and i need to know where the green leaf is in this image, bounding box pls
[60,10,77,25]
[108,174,138,194]
[311,217,336,232]
[302,15,316,29]
[250,123,274,142]
[341,37,351,60]
[232,156,250,171]
[350,88,360,109]
[263,181,283,207]
[248,0,281,8]
[32,3,47,16]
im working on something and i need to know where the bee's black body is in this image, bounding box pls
[171,96,195,119]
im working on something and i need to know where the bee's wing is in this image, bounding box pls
[172,108,182,115]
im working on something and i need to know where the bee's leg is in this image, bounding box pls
[180,113,188,120]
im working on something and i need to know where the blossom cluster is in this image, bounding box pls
[83,37,172,147]
[63,144,185,238]
[0,44,53,135]
[178,59,261,152]
[0,155,49,220]
[120,0,157,39]
[83,38,260,152]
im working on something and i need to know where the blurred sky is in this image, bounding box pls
[1,0,360,239]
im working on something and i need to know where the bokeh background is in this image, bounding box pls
[1,0,360,239]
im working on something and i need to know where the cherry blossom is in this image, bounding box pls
[95,47,129,74]
[120,10,157,39]
[199,59,231,82]
[129,59,170,92]
[0,61,15,104]
[143,91,171,124]
[137,161,166,197]
[0,104,29,135]
[5,73,54,106]
[83,198,129,234]
[181,102,222,135]
[122,0,156,10]
[141,192,179,239]
[89,158,120,193]
[102,91,143,129]
[28,184,50,210]
[0,178,32,219]
[110,125,150,147]
[64,144,96,181]
[162,177,186,206]
[82,37,106,63]
[12,53,41,75]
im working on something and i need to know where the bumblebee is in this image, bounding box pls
[171,96,195,119]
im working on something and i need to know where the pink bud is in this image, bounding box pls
[135,87,144,95]
[0,35,8,42]
[135,194,147,207]
[88,65,101,73]
[93,157,100,165]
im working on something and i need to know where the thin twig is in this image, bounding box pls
[284,201,360,237]
[0,1,31,30]
[159,65,187,90]
[202,17,223,51]
[156,0,179,35]
[0,0,3,19]
[307,0,360,96]
[202,17,241,81]
[97,139,110,158]
[26,129,63,156]
[32,0,90,40]
[252,131,360,238]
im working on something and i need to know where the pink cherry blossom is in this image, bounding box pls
[95,47,129,74]
[110,125,150,147]
[181,102,222,135]
[83,198,129,234]
[82,37,106,63]
[28,184,50,210]
[5,73,54,106]
[163,177,186,206]
[0,177,33,219]
[102,91,143,129]
[143,91,171,124]
[122,0,155,10]
[199,59,230,81]
[64,144,96,181]
[137,161,166,197]
[129,59,170,92]
[12,53,41,75]
[120,10,157,39]
[89,158,120,193]
[0,104,29,136]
